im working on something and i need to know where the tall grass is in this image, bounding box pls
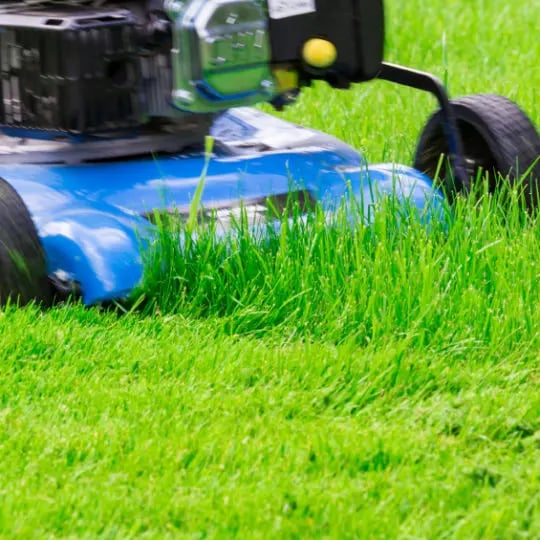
[141,178,540,356]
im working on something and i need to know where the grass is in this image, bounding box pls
[0,306,538,538]
[1,0,539,538]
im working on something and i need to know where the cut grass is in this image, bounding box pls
[0,300,538,538]
[0,0,539,537]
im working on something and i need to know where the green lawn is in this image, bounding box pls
[1,0,539,538]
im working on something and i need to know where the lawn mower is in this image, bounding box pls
[0,0,539,306]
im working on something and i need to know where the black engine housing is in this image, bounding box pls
[0,0,385,135]
[0,2,176,133]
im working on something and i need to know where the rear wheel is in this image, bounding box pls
[414,94,540,207]
[0,178,51,306]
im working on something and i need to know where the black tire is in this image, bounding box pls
[413,94,540,206]
[0,178,51,306]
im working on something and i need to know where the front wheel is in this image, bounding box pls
[413,94,540,207]
[0,178,51,306]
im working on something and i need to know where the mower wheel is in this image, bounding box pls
[414,94,540,206]
[0,178,51,306]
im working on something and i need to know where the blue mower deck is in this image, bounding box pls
[0,108,442,305]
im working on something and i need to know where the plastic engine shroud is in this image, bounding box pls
[0,0,385,131]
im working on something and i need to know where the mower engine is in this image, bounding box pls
[0,0,384,136]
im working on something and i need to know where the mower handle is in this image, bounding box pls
[377,62,468,188]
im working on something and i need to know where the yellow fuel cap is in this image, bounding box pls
[302,38,337,69]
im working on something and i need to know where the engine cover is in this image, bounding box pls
[0,0,274,133]
[0,0,385,135]
[0,6,144,133]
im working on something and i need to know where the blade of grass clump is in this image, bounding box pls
[441,31,449,90]
[186,135,214,236]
